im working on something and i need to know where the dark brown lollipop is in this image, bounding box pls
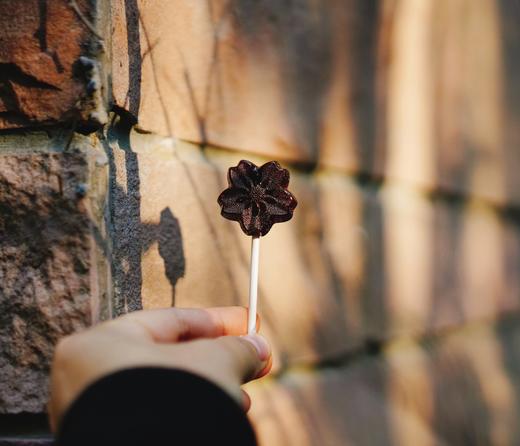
[218,160,298,237]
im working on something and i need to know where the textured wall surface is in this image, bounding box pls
[3,0,520,445]
[105,132,520,369]
[0,133,109,444]
[0,0,108,130]
[109,0,520,444]
[0,134,109,415]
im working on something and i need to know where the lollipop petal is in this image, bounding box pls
[259,161,289,189]
[218,188,250,215]
[229,160,258,190]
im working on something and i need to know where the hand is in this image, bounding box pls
[48,306,272,432]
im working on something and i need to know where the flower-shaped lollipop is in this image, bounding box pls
[218,160,297,237]
[218,160,298,333]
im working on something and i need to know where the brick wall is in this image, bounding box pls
[2,0,520,444]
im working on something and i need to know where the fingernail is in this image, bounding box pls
[242,334,270,361]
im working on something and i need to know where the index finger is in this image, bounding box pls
[112,306,260,343]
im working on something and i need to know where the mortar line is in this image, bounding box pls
[171,137,520,218]
[265,311,520,382]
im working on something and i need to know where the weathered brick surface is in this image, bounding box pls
[111,0,381,166]
[384,0,520,206]
[385,321,520,446]
[246,358,436,446]
[0,0,108,130]
[247,319,520,445]
[108,132,520,369]
[365,186,520,340]
[112,0,520,205]
[0,140,108,413]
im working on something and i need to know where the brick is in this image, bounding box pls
[383,0,520,206]
[316,176,520,342]
[111,0,384,169]
[0,0,108,130]
[316,174,380,342]
[385,321,520,445]
[0,136,109,413]
[247,319,520,445]
[367,186,520,340]
[112,0,520,206]
[246,360,438,446]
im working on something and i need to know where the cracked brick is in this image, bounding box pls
[0,0,107,130]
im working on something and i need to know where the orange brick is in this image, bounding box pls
[112,0,520,205]
[246,360,438,446]
[248,319,520,445]
[0,0,108,129]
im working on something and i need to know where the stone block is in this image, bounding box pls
[0,0,108,130]
[0,136,108,413]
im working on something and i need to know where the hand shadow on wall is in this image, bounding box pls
[106,113,185,314]
[142,208,186,307]
[105,0,187,315]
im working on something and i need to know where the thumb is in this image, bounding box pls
[216,334,271,383]
[214,334,272,383]
[162,334,272,406]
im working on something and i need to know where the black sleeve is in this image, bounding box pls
[56,367,257,446]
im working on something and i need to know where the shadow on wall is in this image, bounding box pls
[123,0,142,117]
[303,1,520,443]
[143,208,186,306]
[429,346,493,445]
[105,112,185,313]
[137,2,247,307]
[110,0,240,314]
[229,0,334,160]
[229,0,384,167]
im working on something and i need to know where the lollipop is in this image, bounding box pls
[218,160,298,334]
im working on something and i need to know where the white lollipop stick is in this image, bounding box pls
[247,236,260,334]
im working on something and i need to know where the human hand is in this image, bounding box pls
[48,306,272,432]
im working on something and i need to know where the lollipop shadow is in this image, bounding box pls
[157,208,186,306]
[105,112,186,311]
